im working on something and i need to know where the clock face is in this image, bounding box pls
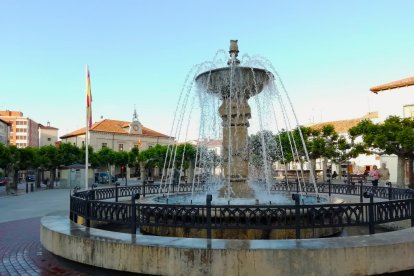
[133,125,138,131]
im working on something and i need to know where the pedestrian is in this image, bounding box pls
[379,163,390,186]
[369,165,381,187]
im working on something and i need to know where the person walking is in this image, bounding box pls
[369,165,381,187]
[379,163,390,186]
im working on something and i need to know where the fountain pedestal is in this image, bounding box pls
[219,98,254,198]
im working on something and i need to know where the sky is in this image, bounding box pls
[1,1,414,139]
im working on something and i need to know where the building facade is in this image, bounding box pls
[39,122,59,147]
[0,110,58,148]
[60,119,173,152]
[0,118,10,145]
[0,110,39,148]
[60,114,174,179]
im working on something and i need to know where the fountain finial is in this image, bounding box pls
[228,40,240,66]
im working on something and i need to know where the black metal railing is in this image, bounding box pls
[69,182,414,239]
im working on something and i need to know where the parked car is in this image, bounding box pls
[0,177,8,186]
[95,172,117,184]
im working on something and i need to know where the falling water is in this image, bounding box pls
[161,41,319,204]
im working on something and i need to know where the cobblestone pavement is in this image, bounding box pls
[0,217,86,275]
[0,218,139,275]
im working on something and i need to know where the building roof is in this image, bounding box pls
[309,112,379,134]
[60,119,170,139]
[38,124,58,130]
[370,76,414,93]
[0,118,11,126]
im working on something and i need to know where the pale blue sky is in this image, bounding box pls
[1,1,414,137]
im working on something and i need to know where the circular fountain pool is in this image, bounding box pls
[150,192,327,205]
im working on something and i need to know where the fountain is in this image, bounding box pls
[41,40,414,276]
[195,40,272,198]
[137,40,331,239]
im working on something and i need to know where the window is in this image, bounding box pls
[119,144,124,151]
[102,143,107,148]
[47,138,51,141]
[82,141,85,147]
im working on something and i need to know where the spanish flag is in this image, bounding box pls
[86,65,92,128]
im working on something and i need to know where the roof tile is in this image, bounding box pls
[60,119,170,139]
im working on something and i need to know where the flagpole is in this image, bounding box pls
[85,64,89,190]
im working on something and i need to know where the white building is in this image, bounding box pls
[307,112,381,178]
[60,111,174,179]
[39,122,59,147]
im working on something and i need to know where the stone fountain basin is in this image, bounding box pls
[137,193,344,239]
[140,192,329,205]
[195,66,273,98]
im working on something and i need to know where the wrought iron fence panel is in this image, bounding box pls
[300,203,367,228]
[391,188,414,200]
[145,184,163,195]
[90,201,131,224]
[316,183,328,193]
[118,186,141,198]
[303,183,316,193]
[94,188,116,200]
[331,184,352,195]
[70,183,414,235]
[211,205,296,229]
[139,204,208,228]
[372,187,388,199]
[374,200,411,224]
[269,182,295,192]
[70,196,87,216]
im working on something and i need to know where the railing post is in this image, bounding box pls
[386,182,392,200]
[328,179,331,197]
[368,193,375,234]
[292,194,300,239]
[131,193,140,234]
[206,194,212,239]
[86,191,92,228]
[359,180,363,203]
[411,197,414,227]
[115,182,119,202]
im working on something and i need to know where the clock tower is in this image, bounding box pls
[129,107,142,134]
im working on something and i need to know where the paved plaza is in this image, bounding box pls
[0,183,139,275]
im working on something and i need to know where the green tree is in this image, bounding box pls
[349,116,414,187]
[96,147,116,184]
[114,150,129,180]
[59,143,82,166]
[128,147,140,176]
[19,147,40,186]
[307,125,341,182]
[37,145,60,188]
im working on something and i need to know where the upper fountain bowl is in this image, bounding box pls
[195,66,273,99]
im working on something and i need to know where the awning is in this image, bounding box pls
[370,76,414,93]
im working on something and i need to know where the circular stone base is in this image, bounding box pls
[140,225,341,239]
[41,215,414,276]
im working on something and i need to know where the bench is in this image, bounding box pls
[344,174,366,185]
